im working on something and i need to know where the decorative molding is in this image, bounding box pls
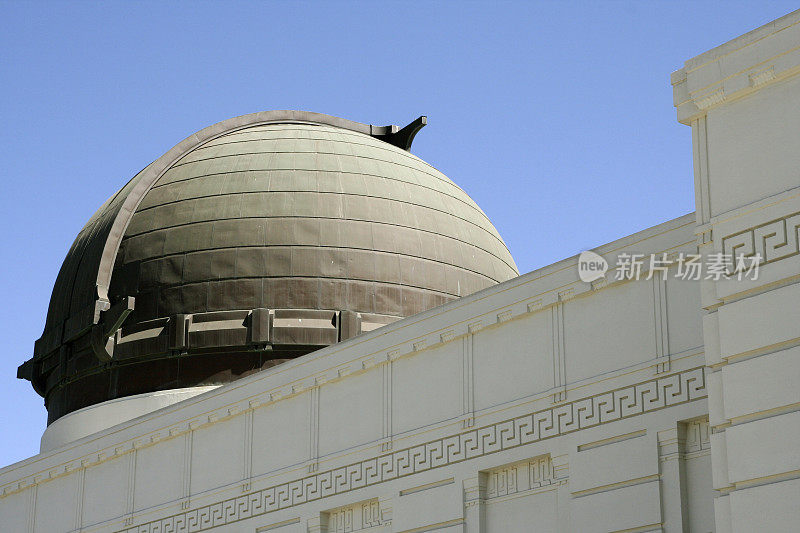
[591,276,608,291]
[439,330,456,344]
[571,473,659,498]
[551,454,569,481]
[577,429,646,452]
[680,418,711,456]
[322,498,383,533]
[118,367,706,533]
[526,299,543,313]
[657,427,679,462]
[293,381,313,395]
[496,309,513,323]
[721,211,800,267]
[485,454,558,499]
[749,66,776,87]
[558,288,575,302]
[675,13,800,125]
[463,475,485,511]
[377,495,392,526]
[256,517,300,532]
[399,477,454,496]
[360,357,377,370]
[695,87,725,110]
[659,418,711,466]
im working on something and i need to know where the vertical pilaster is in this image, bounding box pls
[657,427,685,532]
[463,475,485,533]
[382,357,393,451]
[243,408,254,491]
[307,514,326,533]
[691,116,712,227]
[552,454,571,532]
[26,484,36,533]
[551,296,567,403]
[462,333,475,428]
[378,494,393,528]
[181,431,193,509]
[74,466,85,531]
[694,106,733,532]
[124,450,137,525]
[308,387,320,472]
[653,271,670,373]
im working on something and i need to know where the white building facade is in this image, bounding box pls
[1,12,799,533]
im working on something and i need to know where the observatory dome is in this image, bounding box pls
[20,111,518,424]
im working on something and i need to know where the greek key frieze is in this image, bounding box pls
[120,367,706,533]
[722,211,800,265]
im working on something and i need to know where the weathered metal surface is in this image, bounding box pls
[20,112,518,424]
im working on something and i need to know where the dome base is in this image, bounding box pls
[40,386,219,452]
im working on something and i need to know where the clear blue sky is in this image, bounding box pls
[0,1,796,467]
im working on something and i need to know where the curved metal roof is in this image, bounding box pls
[20,111,518,423]
[35,111,430,358]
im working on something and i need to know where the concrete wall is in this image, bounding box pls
[0,214,710,533]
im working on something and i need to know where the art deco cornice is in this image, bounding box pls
[671,9,800,124]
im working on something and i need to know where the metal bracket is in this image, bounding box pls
[90,296,135,362]
[375,116,427,150]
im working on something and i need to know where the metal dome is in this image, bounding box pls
[19,111,518,423]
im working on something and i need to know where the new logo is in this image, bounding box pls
[578,250,608,283]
